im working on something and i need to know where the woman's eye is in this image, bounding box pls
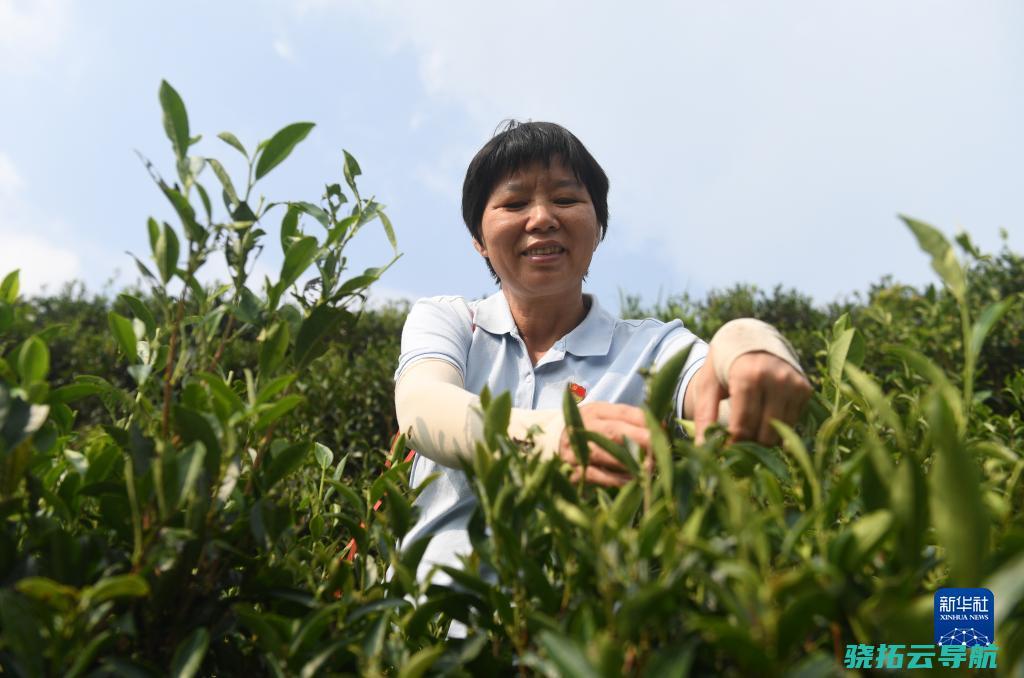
[503,201,527,209]
[555,197,579,206]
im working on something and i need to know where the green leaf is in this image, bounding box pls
[970,296,1017,372]
[828,327,854,385]
[49,381,107,404]
[16,336,49,383]
[0,270,18,303]
[398,644,446,678]
[170,627,209,678]
[927,390,987,585]
[147,218,179,284]
[645,410,673,500]
[15,576,78,608]
[292,201,330,229]
[582,429,639,475]
[217,131,248,158]
[195,181,212,221]
[84,574,150,605]
[262,442,310,491]
[254,394,303,430]
[196,372,246,419]
[336,266,385,296]
[293,305,350,370]
[314,442,333,470]
[773,421,820,510]
[206,158,238,206]
[173,406,222,480]
[107,311,138,359]
[159,80,190,161]
[537,630,595,678]
[65,630,112,678]
[258,321,290,374]
[647,345,692,422]
[276,235,319,301]
[378,210,398,252]
[118,294,157,338]
[161,185,205,242]
[0,304,13,333]
[483,391,512,449]
[255,373,295,405]
[342,150,362,198]
[901,215,966,302]
[842,509,893,570]
[254,122,315,180]
[280,204,301,253]
[987,550,1024,628]
[562,386,588,467]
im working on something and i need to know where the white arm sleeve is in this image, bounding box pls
[394,358,564,468]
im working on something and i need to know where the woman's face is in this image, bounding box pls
[474,158,600,302]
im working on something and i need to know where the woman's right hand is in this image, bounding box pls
[558,402,651,487]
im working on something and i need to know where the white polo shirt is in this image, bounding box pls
[395,290,708,583]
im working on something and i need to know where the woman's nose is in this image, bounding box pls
[526,202,558,231]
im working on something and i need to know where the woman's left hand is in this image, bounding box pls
[689,348,812,445]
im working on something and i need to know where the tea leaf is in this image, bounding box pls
[159,80,190,161]
[294,305,350,370]
[648,345,692,422]
[206,157,238,206]
[537,630,595,678]
[901,215,966,302]
[84,574,150,604]
[258,321,290,374]
[970,296,1017,371]
[342,150,362,198]
[217,131,248,158]
[169,627,209,678]
[16,336,49,383]
[255,122,315,180]
[398,644,445,678]
[0,270,18,304]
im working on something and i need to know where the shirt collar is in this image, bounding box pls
[474,291,616,357]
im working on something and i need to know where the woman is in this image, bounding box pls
[395,121,811,585]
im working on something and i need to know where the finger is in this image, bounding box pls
[586,445,628,472]
[586,402,647,428]
[727,375,764,443]
[569,466,632,487]
[692,365,725,444]
[583,465,633,488]
[756,393,788,446]
[779,374,813,429]
[593,420,651,452]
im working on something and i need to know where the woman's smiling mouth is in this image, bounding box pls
[522,243,567,258]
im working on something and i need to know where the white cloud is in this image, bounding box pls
[0,151,82,296]
[299,0,1021,300]
[0,230,81,294]
[272,37,295,62]
[0,0,72,72]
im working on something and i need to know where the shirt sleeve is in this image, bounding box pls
[652,323,709,421]
[395,296,475,383]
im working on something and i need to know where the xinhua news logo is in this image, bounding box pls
[935,587,995,647]
[842,587,999,670]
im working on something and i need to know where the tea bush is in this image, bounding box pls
[0,82,1021,676]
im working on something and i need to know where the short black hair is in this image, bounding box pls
[461,120,610,282]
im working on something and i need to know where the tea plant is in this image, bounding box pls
[398,218,1023,676]
[0,81,420,676]
[0,80,1021,677]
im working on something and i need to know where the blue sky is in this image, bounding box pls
[1,0,1021,312]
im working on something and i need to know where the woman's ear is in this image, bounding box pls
[473,238,488,258]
